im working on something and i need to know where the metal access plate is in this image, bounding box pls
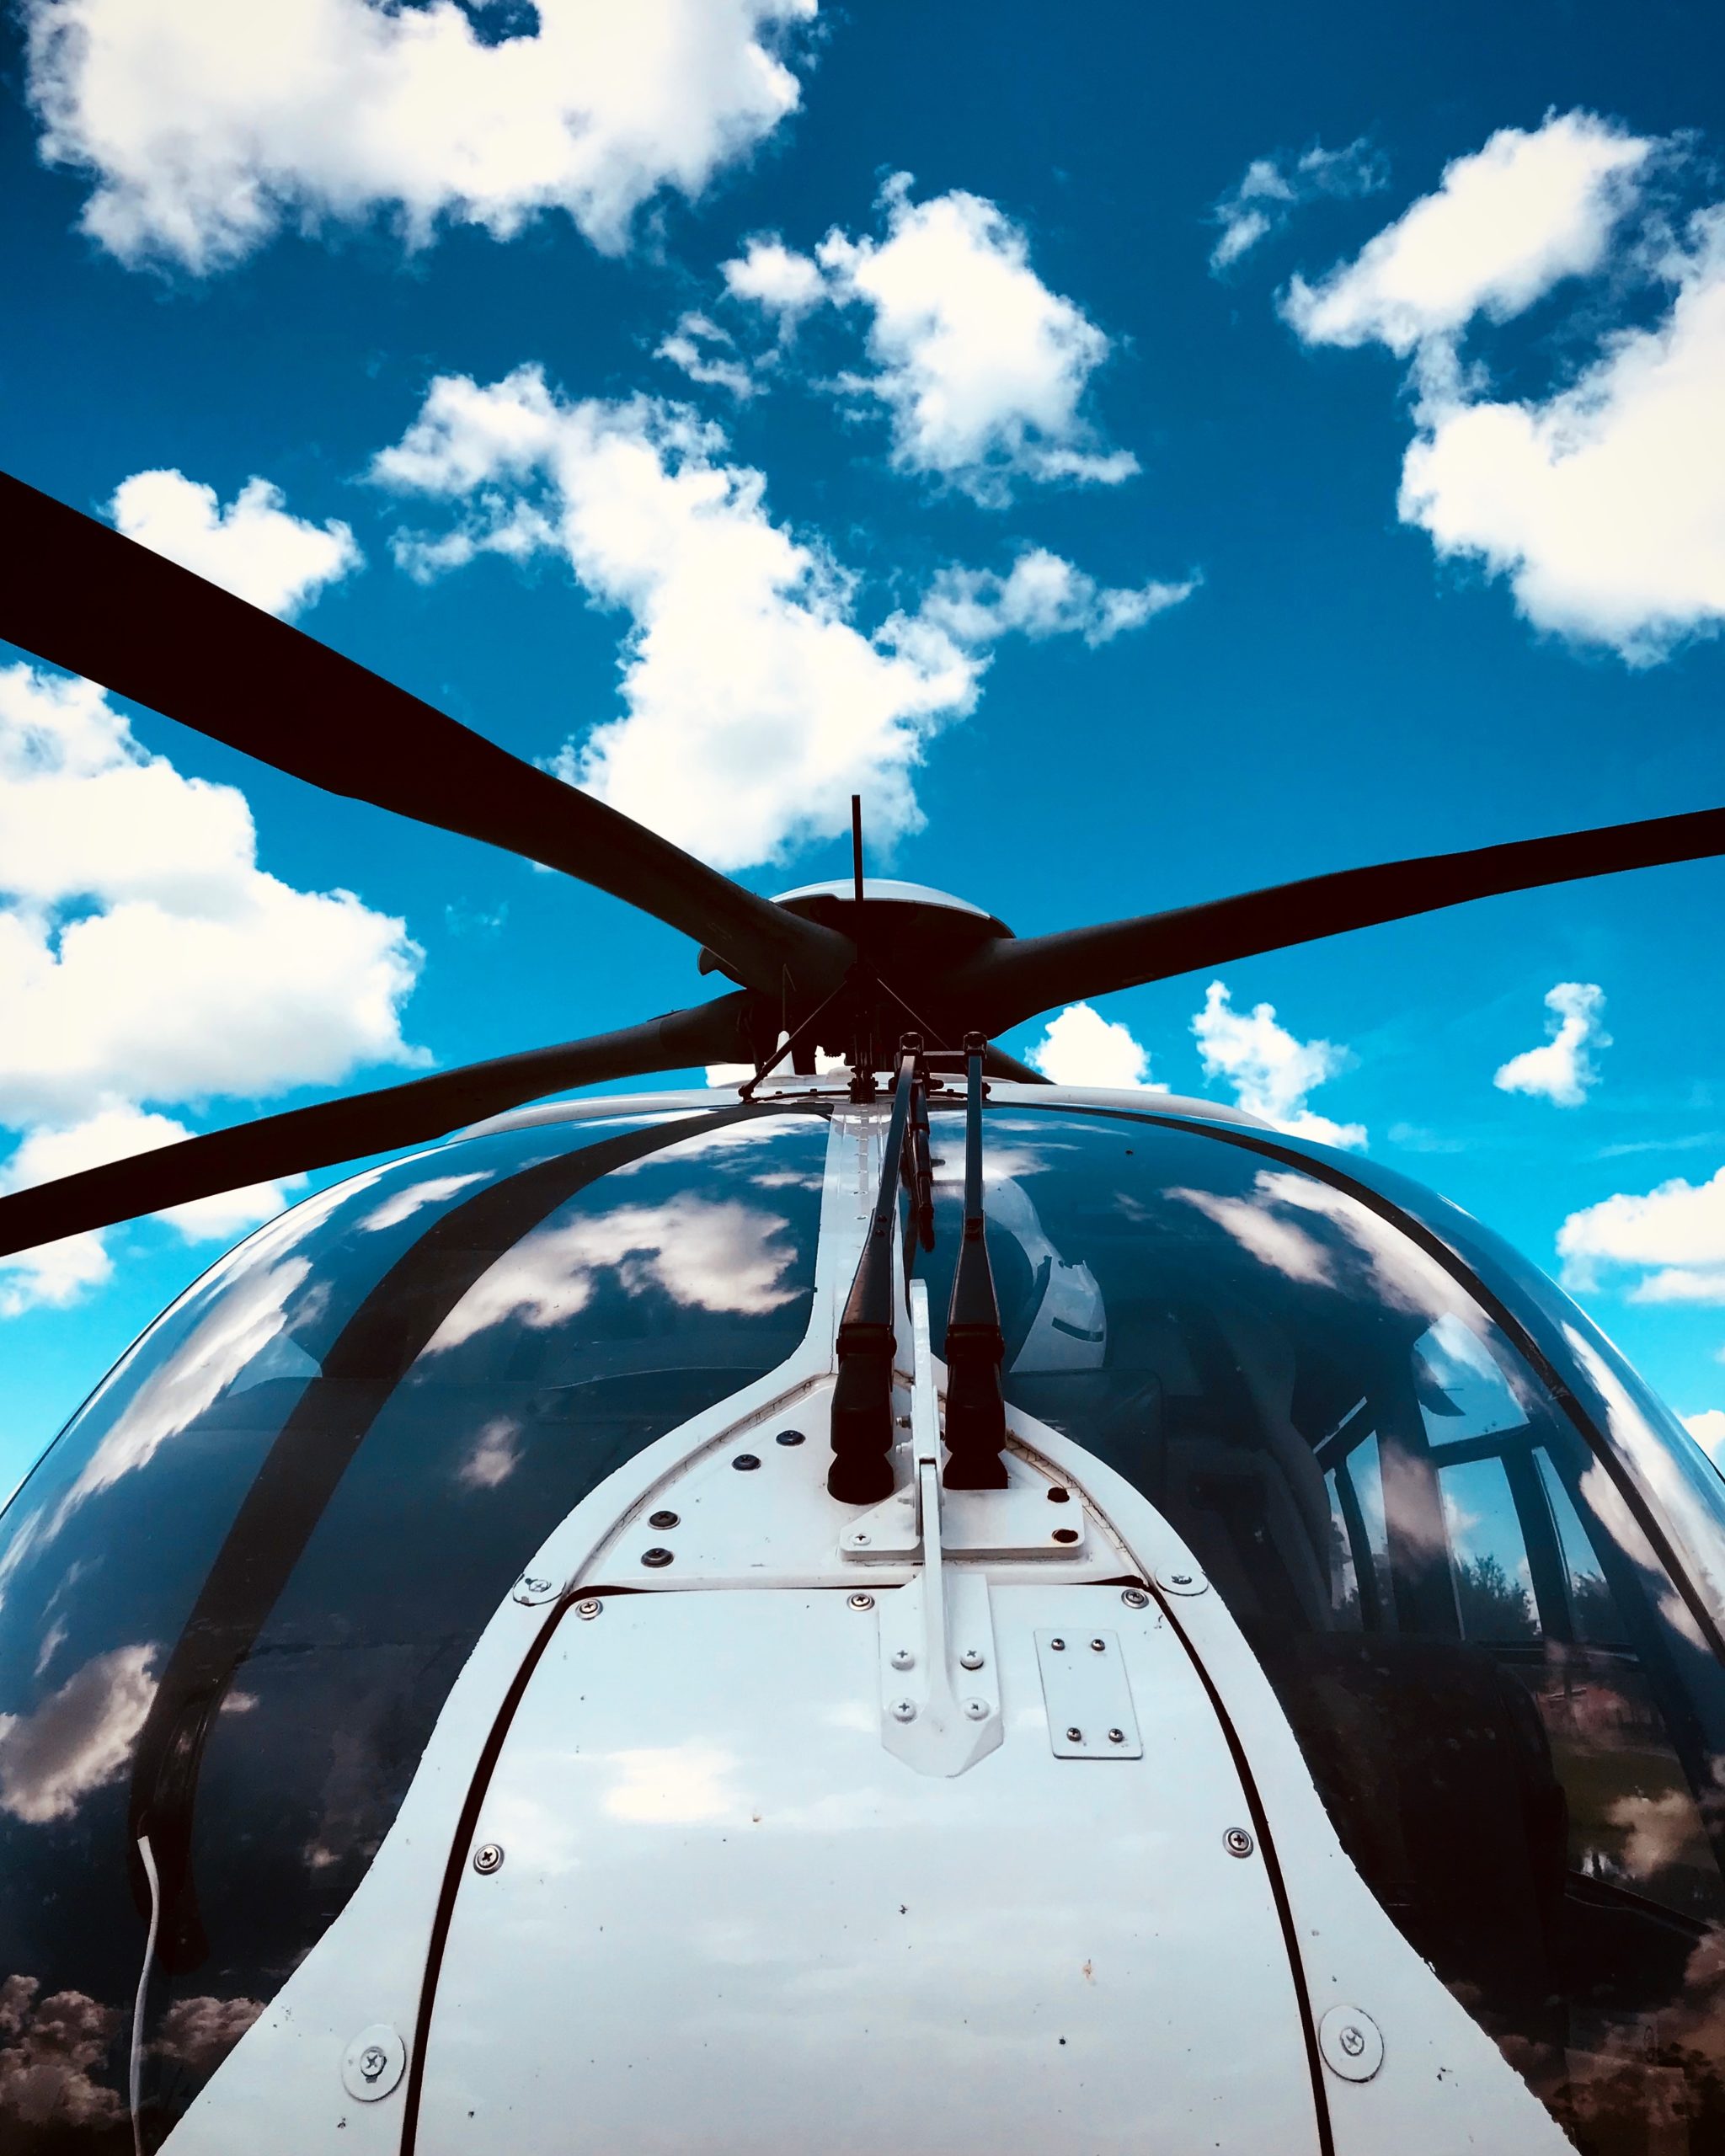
[1034,1628,1143,1758]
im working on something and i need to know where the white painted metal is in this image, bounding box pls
[414,1584,1322,2156]
[162,1091,1567,2156]
[1033,1630,1143,1759]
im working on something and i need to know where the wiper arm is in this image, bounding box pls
[942,1033,1008,1488]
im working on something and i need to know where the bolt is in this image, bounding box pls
[1338,2025,1366,2059]
[890,1699,916,1723]
[959,1649,985,1671]
[1050,1637,1066,1652]
[576,1598,602,1620]
[1065,1726,1084,1743]
[774,1429,805,1447]
[1108,1728,1126,1745]
[641,1545,674,1569]
[890,1648,915,1670]
[963,1699,990,1721]
[473,1843,504,1875]
[1090,1638,1107,1652]
[1225,1828,1254,1859]
[1120,1588,1149,1609]
[648,1509,679,1530]
[360,2047,387,2082]
[733,1453,761,1472]
[847,1592,875,1611]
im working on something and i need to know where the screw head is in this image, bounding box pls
[1318,2004,1384,2083]
[1046,1486,1071,1504]
[1171,1573,1192,1587]
[1090,1637,1107,1652]
[648,1509,679,1529]
[641,1545,675,1569]
[890,1647,915,1670]
[473,1842,504,1874]
[851,1531,871,1546]
[963,1698,990,1721]
[774,1428,806,1447]
[1225,1828,1254,1859]
[733,1453,761,1471]
[890,1699,916,1723]
[847,1592,875,1611]
[959,1649,985,1671]
[1338,2025,1365,2057]
[1120,1588,1150,1609]
[360,2047,387,2082]
[1065,1726,1084,1743]
[522,1576,552,1595]
[1050,1637,1066,1652]
[576,1597,602,1620]
[1108,1728,1126,1745]
[1051,1527,1079,1545]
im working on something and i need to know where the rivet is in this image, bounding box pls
[1089,1638,1107,1652]
[1108,1728,1125,1744]
[1120,1588,1149,1609]
[648,1509,679,1530]
[774,1429,805,1447]
[847,1592,875,1611]
[733,1453,761,1472]
[959,1649,985,1671]
[890,1648,915,1670]
[575,1598,603,1620]
[1052,1528,1079,1545]
[963,1699,990,1721]
[1225,1828,1254,1859]
[1046,1486,1071,1504]
[890,1699,916,1723]
[1050,1637,1066,1652]
[473,1843,504,1874]
[1065,1726,1084,1743]
[641,1546,674,1569]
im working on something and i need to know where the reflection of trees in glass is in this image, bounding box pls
[1455,1551,1537,1640]
[1571,1570,1627,1644]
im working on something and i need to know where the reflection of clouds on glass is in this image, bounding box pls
[0,1975,122,2128]
[152,1993,264,2076]
[32,1614,67,1680]
[1609,1788,1701,1881]
[358,1171,489,1231]
[457,1417,521,1490]
[1415,1313,1531,1435]
[427,1196,799,1353]
[932,1145,1061,1187]
[0,1643,155,1824]
[1169,1186,1332,1283]
[607,1117,800,1176]
[602,1742,743,1826]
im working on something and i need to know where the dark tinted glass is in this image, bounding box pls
[0,1109,825,2152]
[921,1108,1725,2147]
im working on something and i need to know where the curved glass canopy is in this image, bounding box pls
[3,1096,1725,2152]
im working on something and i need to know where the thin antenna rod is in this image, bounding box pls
[851,793,865,908]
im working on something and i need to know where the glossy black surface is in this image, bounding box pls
[0,1108,824,2151]
[923,1107,1725,2147]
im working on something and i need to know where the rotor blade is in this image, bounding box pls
[980,1045,1049,1086]
[956,806,1725,1031]
[0,472,851,999]
[0,995,753,1261]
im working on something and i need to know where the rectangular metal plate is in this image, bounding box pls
[1034,1628,1143,1758]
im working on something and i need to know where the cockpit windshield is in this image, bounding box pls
[921,1107,1725,2146]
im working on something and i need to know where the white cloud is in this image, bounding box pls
[373,366,1182,867]
[1210,138,1386,272]
[0,662,422,1316]
[0,1643,155,1823]
[1283,112,1653,354]
[721,234,826,324]
[656,312,757,401]
[915,548,1194,648]
[1192,979,1365,1148]
[1026,1003,1166,1090]
[719,176,1134,502]
[109,470,360,617]
[1558,1165,1725,1301]
[1493,981,1610,1106]
[1399,209,1725,661]
[0,1978,123,2131]
[1683,1409,1725,1466]
[24,0,817,270]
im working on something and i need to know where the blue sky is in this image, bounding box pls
[3,0,1724,1488]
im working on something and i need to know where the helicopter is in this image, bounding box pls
[3,467,1725,2154]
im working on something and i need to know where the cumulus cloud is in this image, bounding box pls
[1493,981,1610,1106]
[1558,1166,1725,1303]
[1684,1409,1725,1467]
[109,470,361,616]
[1210,138,1387,272]
[0,1977,122,2130]
[24,0,817,270]
[0,1643,155,1823]
[1025,1003,1166,1089]
[0,663,422,1315]
[372,366,1183,867]
[1400,209,1725,661]
[1283,112,1652,354]
[1192,979,1365,1148]
[723,176,1135,501]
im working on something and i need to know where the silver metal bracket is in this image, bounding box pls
[1034,1629,1143,1759]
